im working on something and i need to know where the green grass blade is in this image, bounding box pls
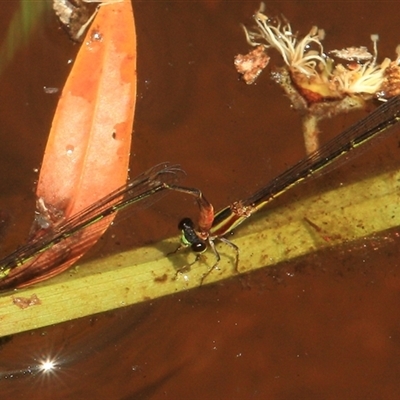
[0,165,399,337]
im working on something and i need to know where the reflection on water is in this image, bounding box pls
[1,0,400,398]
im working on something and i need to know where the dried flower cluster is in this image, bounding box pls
[236,4,400,101]
[235,4,400,153]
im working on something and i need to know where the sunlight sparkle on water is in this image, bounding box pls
[39,358,57,373]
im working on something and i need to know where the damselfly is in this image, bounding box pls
[177,95,400,281]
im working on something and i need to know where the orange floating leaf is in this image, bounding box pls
[2,0,136,288]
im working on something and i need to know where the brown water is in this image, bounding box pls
[1,1,400,399]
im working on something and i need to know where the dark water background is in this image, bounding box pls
[1,1,400,399]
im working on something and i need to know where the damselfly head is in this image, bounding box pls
[178,218,207,253]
